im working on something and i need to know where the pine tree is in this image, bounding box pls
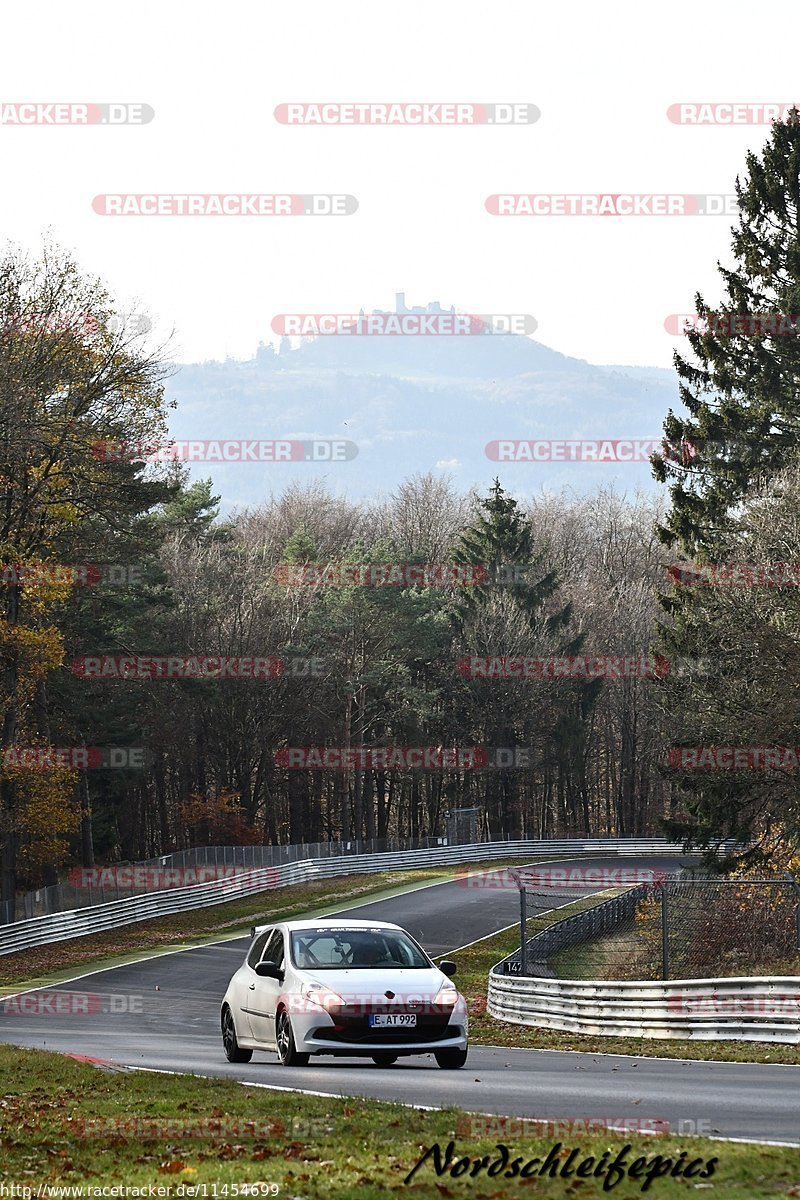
[450,481,598,837]
[652,113,800,849]
[451,479,573,628]
[653,108,800,556]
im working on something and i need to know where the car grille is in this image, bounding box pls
[312,1021,463,1045]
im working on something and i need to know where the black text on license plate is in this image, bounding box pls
[369,1013,417,1027]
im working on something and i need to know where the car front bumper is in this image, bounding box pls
[292,1003,468,1055]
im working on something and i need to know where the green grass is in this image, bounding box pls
[550,917,800,984]
[445,898,800,1066]
[551,930,624,979]
[0,1045,797,1197]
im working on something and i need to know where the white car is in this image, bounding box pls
[220,918,469,1069]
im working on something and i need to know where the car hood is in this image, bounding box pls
[301,966,453,1002]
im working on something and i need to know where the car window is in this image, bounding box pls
[263,928,285,970]
[290,927,430,969]
[246,931,271,968]
[293,934,348,967]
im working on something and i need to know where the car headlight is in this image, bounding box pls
[433,984,459,1007]
[301,982,345,1012]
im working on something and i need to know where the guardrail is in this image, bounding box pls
[487,971,800,1043]
[138,837,454,870]
[488,873,800,1043]
[8,835,460,922]
[7,833,712,924]
[0,837,695,956]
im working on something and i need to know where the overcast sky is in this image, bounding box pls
[2,0,799,369]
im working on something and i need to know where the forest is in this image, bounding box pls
[4,111,800,900]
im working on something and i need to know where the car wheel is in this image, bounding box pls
[371,1053,398,1067]
[275,1009,309,1066]
[221,1005,252,1063]
[434,1047,468,1069]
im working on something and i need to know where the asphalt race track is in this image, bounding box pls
[2,856,799,1145]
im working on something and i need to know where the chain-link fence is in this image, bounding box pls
[507,871,800,981]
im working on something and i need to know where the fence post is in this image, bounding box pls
[519,884,528,976]
[784,873,800,949]
[661,883,669,981]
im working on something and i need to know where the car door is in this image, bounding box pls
[245,927,285,1045]
[239,929,272,1039]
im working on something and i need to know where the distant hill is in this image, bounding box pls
[163,304,681,511]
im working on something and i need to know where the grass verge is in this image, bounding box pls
[0,1044,797,1198]
[550,923,800,984]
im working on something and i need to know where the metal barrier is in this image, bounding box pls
[487,972,800,1043]
[0,838,697,956]
[488,872,800,1043]
[5,834,710,924]
[4,836,455,923]
[140,838,452,870]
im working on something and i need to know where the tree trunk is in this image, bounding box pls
[79,768,95,868]
[0,585,20,908]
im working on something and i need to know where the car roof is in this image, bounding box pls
[252,917,404,936]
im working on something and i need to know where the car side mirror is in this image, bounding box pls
[255,960,282,979]
[439,960,457,978]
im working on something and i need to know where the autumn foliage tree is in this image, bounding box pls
[0,240,174,903]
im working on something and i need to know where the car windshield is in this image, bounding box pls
[290,927,431,970]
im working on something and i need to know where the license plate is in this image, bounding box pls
[369,1013,417,1028]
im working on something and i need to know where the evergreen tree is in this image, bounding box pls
[653,109,800,556]
[450,481,599,837]
[452,480,572,625]
[652,113,800,849]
